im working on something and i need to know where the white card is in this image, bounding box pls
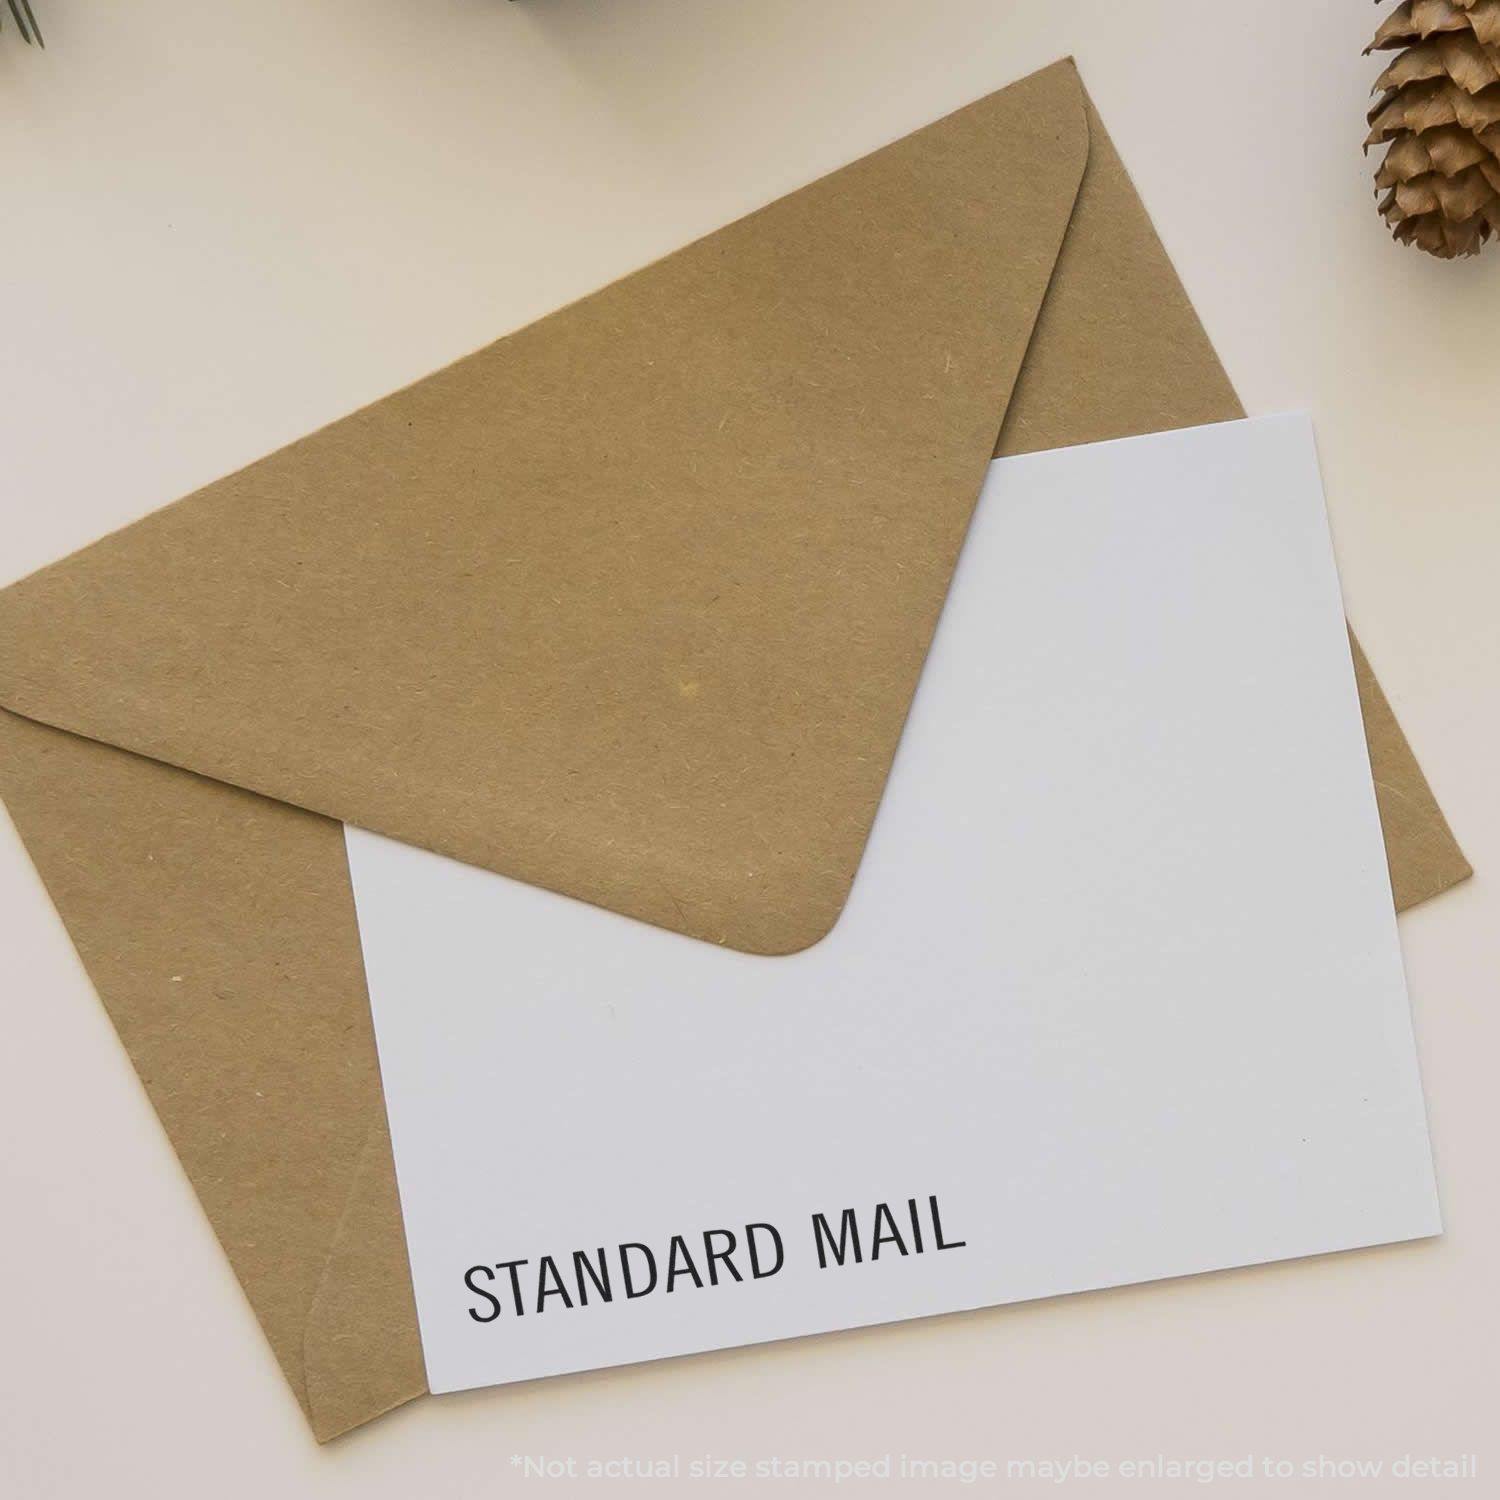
[346,416,1439,1396]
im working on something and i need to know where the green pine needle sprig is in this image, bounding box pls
[3,0,45,48]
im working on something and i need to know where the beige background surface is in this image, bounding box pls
[0,2,1494,1496]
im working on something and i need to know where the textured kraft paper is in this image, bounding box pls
[0,61,1469,1441]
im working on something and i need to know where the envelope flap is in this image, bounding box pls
[0,61,1089,956]
[0,707,421,1432]
[302,1115,425,1440]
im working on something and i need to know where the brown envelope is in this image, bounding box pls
[0,60,1469,1440]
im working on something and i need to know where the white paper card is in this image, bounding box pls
[346,416,1440,1396]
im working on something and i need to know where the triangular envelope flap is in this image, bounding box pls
[0,706,418,1431]
[0,62,1088,957]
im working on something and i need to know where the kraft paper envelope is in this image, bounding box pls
[0,61,1469,1440]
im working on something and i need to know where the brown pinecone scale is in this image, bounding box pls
[1367,0,1500,257]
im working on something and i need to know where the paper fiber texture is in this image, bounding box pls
[0,66,1089,958]
[349,418,1440,1395]
[0,61,1469,1439]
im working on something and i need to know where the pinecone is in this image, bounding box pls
[1366,0,1500,257]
